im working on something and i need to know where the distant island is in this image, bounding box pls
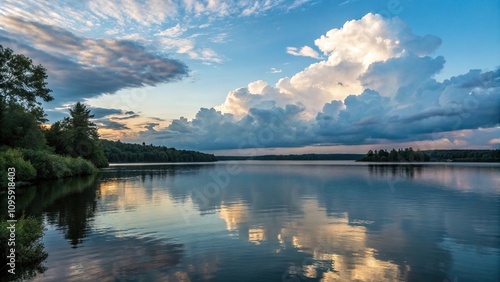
[357,148,500,162]
[357,148,430,162]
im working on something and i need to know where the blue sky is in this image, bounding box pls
[0,0,499,154]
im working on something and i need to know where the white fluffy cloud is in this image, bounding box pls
[218,13,443,119]
[141,13,499,150]
[153,66,499,150]
[286,46,321,59]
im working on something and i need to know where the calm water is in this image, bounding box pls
[15,161,500,281]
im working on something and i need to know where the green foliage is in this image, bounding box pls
[46,102,109,168]
[216,154,364,161]
[65,156,97,175]
[0,149,37,183]
[102,139,217,163]
[20,149,97,179]
[0,149,97,185]
[0,45,106,192]
[358,147,430,162]
[0,97,48,150]
[425,150,500,162]
[0,217,47,281]
[358,149,500,162]
[0,46,53,109]
[0,45,53,150]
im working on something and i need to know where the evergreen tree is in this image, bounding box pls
[52,102,108,167]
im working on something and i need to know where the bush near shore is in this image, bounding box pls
[0,148,97,186]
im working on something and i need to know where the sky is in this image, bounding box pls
[0,0,499,155]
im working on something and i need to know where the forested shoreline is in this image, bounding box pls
[357,148,500,162]
[0,45,214,186]
[216,154,364,161]
[102,140,216,163]
[425,149,500,162]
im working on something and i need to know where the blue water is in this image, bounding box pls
[26,161,500,281]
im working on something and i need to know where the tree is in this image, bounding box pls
[0,45,53,148]
[48,102,108,168]
[0,45,53,120]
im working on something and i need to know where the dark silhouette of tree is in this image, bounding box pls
[47,102,108,167]
[0,45,53,115]
[101,139,216,163]
[0,45,53,148]
[358,148,430,162]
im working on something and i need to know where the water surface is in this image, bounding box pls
[18,161,500,281]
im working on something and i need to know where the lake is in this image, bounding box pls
[13,161,500,281]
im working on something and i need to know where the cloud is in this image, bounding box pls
[0,1,314,67]
[0,15,189,103]
[287,46,321,59]
[159,36,222,63]
[112,114,141,120]
[149,105,310,150]
[360,54,446,97]
[210,33,228,43]
[97,120,130,130]
[270,68,282,73]
[132,13,499,151]
[148,65,498,151]
[88,107,124,119]
[142,122,160,132]
[87,0,178,26]
[155,24,187,38]
[0,0,312,30]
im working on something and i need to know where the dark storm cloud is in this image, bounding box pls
[0,15,189,104]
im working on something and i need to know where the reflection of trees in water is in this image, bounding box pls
[42,175,100,247]
[368,164,423,179]
[1,175,100,280]
[101,164,207,180]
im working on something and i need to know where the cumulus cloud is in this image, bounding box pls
[133,13,499,150]
[0,15,188,103]
[286,46,321,59]
[149,105,310,150]
[217,13,448,120]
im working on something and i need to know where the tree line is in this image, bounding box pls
[358,148,500,162]
[216,154,364,161]
[425,150,500,162]
[358,148,431,162]
[102,140,216,163]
